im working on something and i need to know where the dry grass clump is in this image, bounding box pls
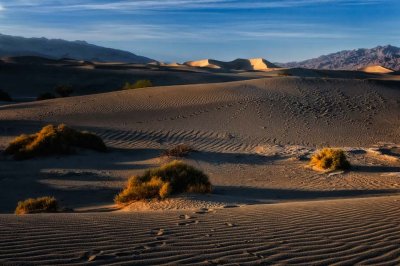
[5,124,107,160]
[0,89,12,101]
[15,196,58,215]
[115,160,212,204]
[309,148,351,171]
[37,92,56,101]
[162,144,193,157]
[55,85,74,97]
[122,80,153,90]
[277,72,292,77]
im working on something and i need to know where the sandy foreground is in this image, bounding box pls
[0,76,399,264]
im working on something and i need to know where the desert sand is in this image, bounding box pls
[359,65,394,74]
[0,68,400,264]
[185,58,279,71]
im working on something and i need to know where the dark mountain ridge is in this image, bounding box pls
[0,33,154,63]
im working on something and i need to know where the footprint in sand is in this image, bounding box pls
[179,214,194,220]
[177,220,199,226]
[83,250,116,262]
[225,222,236,227]
[151,228,166,236]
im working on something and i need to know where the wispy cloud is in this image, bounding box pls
[0,20,357,43]
[0,3,5,11]
[4,0,391,12]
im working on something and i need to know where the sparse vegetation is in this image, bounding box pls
[37,92,56,101]
[115,160,212,204]
[5,124,107,160]
[15,196,58,215]
[309,148,351,171]
[162,144,193,157]
[55,85,74,97]
[0,90,12,101]
[122,80,153,90]
[277,72,292,77]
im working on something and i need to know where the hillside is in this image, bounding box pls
[0,33,153,63]
[280,45,400,70]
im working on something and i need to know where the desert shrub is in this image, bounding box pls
[115,161,212,204]
[122,80,153,90]
[162,144,193,157]
[15,196,58,215]
[277,72,292,77]
[55,85,74,97]
[37,92,56,101]
[0,90,12,101]
[4,124,107,160]
[309,148,351,171]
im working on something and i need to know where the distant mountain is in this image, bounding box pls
[0,33,153,63]
[280,45,400,71]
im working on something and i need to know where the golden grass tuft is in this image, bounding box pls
[162,144,193,157]
[309,148,351,171]
[15,196,58,215]
[115,161,212,204]
[5,124,107,160]
[122,80,153,90]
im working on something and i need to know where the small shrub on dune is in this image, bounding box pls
[0,89,12,101]
[15,196,58,215]
[122,80,153,90]
[162,144,193,157]
[309,148,351,171]
[37,92,56,101]
[277,72,292,77]
[5,124,107,160]
[115,161,212,204]
[55,85,74,97]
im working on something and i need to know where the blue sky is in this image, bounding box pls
[0,0,399,62]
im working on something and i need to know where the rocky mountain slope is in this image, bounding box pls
[280,45,400,71]
[0,33,153,63]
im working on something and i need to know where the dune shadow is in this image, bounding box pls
[190,150,278,165]
[213,186,399,203]
[353,165,400,173]
[0,171,121,213]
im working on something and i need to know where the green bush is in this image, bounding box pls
[115,160,212,204]
[122,80,153,90]
[37,92,56,101]
[309,148,351,171]
[5,124,107,160]
[15,196,58,215]
[0,90,12,101]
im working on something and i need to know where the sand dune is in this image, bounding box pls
[1,77,398,147]
[1,75,400,264]
[359,65,394,74]
[185,58,279,71]
[0,196,399,265]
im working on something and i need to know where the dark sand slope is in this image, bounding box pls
[1,77,399,147]
[0,196,399,265]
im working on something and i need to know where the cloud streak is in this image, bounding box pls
[4,0,391,12]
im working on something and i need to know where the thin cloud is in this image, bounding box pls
[0,21,357,43]
[4,0,392,12]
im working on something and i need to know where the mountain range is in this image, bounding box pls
[0,33,153,63]
[279,45,400,71]
[0,33,399,71]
